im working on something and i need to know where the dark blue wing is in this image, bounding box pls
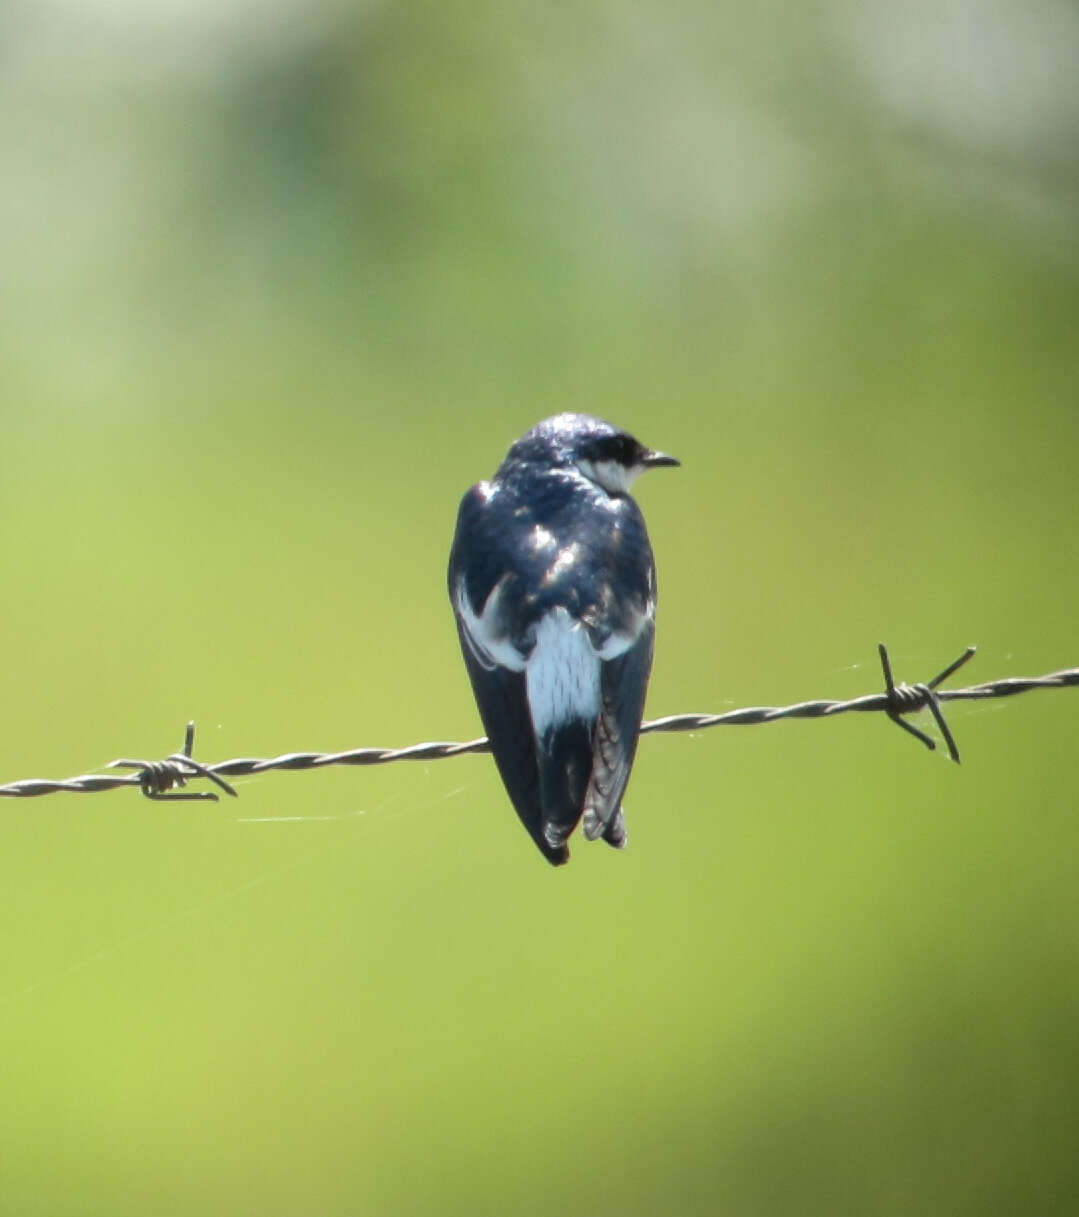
[449,483,569,865]
[582,619,655,846]
[453,621,569,865]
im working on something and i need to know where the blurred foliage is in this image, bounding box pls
[1,2,1078,1215]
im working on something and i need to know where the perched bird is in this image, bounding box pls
[448,413,679,865]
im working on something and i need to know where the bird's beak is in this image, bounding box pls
[641,449,680,469]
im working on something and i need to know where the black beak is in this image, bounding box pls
[641,449,680,469]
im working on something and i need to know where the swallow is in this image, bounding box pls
[449,413,678,864]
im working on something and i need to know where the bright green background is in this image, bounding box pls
[1,4,1078,1215]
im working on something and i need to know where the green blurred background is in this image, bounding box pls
[1,2,1077,1214]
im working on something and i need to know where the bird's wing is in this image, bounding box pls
[449,484,569,865]
[453,618,568,865]
[582,618,655,844]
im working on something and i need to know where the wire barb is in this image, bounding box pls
[108,722,238,802]
[878,642,975,763]
[0,647,1075,801]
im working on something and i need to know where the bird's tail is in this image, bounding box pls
[538,719,593,855]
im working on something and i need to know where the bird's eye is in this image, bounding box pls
[585,435,635,465]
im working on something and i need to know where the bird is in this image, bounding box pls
[448,413,679,865]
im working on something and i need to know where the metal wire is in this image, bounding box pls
[1,645,1076,802]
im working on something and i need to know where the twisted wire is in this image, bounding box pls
[1,646,1075,801]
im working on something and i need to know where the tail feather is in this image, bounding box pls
[538,719,594,850]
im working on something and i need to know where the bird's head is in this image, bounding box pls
[509,413,680,495]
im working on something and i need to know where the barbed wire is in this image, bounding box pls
[1,644,1075,803]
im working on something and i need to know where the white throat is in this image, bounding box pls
[575,458,640,495]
